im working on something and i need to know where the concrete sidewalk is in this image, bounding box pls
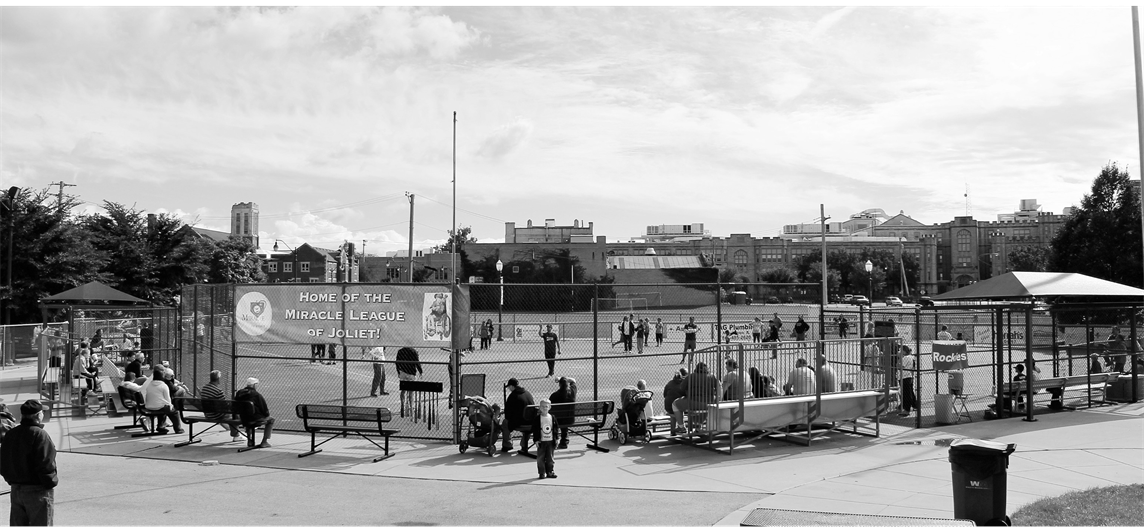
[3,360,1142,526]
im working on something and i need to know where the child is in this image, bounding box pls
[532,398,560,479]
[1012,364,1027,410]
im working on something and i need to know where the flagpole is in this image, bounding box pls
[452,112,457,287]
[1133,7,1144,289]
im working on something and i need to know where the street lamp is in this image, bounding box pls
[865,259,873,305]
[496,259,504,341]
[273,239,297,283]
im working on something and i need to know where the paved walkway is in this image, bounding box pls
[2,360,1142,526]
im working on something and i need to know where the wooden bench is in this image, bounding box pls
[1000,372,1119,411]
[512,400,614,458]
[295,404,400,462]
[701,390,885,453]
[175,398,257,449]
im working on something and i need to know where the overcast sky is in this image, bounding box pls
[2,6,1141,255]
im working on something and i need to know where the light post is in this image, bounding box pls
[496,259,504,341]
[273,239,297,282]
[865,258,874,305]
[1,187,17,327]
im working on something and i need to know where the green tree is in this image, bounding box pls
[3,188,107,322]
[1007,245,1051,273]
[79,202,212,305]
[801,262,843,296]
[759,267,797,283]
[207,236,266,284]
[433,225,478,281]
[1051,162,1143,286]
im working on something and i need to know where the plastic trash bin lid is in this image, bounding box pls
[949,438,1016,455]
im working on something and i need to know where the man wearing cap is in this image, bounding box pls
[500,378,535,454]
[234,377,275,448]
[0,400,58,526]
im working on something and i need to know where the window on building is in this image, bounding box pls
[300,263,311,273]
[310,277,320,283]
[734,250,748,266]
[683,225,692,234]
[268,262,278,273]
[957,230,971,252]
[283,262,293,273]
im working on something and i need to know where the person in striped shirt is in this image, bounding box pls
[199,370,244,442]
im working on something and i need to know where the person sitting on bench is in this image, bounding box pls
[143,368,183,435]
[234,377,274,448]
[671,361,720,435]
[199,370,246,443]
[784,358,816,396]
[500,378,535,454]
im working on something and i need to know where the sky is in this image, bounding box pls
[3,6,1143,256]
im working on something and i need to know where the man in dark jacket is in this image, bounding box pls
[663,368,687,433]
[234,377,274,448]
[395,347,424,415]
[548,377,576,449]
[500,378,535,454]
[1,400,58,526]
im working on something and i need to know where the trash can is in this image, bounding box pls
[731,291,747,305]
[934,393,956,424]
[949,438,1016,526]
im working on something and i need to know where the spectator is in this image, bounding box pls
[618,316,635,353]
[793,316,810,341]
[655,318,666,347]
[898,346,917,417]
[234,377,275,448]
[671,362,720,435]
[0,402,16,442]
[679,317,699,365]
[751,317,764,343]
[532,398,559,479]
[549,377,576,449]
[310,343,325,364]
[1105,326,1129,373]
[747,366,765,398]
[71,348,95,403]
[395,347,423,415]
[161,367,189,398]
[784,358,816,396]
[839,316,850,338]
[90,330,104,352]
[1090,354,1104,375]
[500,378,535,454]
[199,370,245,442]
[368,346,389,397]
[125,352,144,382]
[662,368,687,431]
[479,319,492,350]
[0,400,58,526]
[759,375,781,398]
[862,334,883,389]
[641,318,651,348]
[143,368,183,435]
[772,313,784,334]
[816,354,838,394]
[327,343,338,366]
[635,318,647,354]
[937,325,954,341]
[722,358,745,400]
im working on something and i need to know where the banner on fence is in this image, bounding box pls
[233,284,470,349]
[932,340,969,370]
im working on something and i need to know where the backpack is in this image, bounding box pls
[0,412,16,443]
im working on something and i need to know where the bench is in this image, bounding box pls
[510,400,615,458]
[295,404,400,462]
[1000,372,1119,411]
[175,398,257,449]
[699,390,885,453]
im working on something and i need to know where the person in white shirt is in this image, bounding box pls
[784,358,816,396]
[816,354,838,393]
[142,368,182,434]
[937,325,954,341]
[862,334,883,389]
[899,345,918,416]
[368,346,388,397]
[532,398,559,479]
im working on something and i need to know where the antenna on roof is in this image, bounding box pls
[964,184,972,217]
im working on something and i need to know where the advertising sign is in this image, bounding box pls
[234,284,470,349]
[932,340,969,370]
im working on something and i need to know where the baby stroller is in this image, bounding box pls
[458,395,501,456]
[609,386,654,445]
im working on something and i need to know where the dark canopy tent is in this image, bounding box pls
[931,272,1144,420]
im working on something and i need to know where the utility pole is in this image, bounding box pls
[1133,6,1144,289]
[48,181,75,211]
[406,192,415,282]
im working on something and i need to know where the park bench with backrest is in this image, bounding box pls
[1000,372,1119,411]
[511,400,614,458]
[699,389,885,452]
[295,404,399,462]
[174,397,258,449]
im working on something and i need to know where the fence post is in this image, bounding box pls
[1132,306,1139,403]
[1051,311,1059,377]
[715,280,722,346]
[913,306,921,428]
[1023,304,1036,422]
[593,283,598,402]
[192,284,199,387]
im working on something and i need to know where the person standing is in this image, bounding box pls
[620,316,635,353]
[772,313,784,336]
[368,346,389,397]
[310,343,325,364]
[1,400,57,526]
[641,318,651,348]
[839,316,849,338]
[862,334,883,390]
[539,325,561,377]
[751,317,763,343]
[679,317,699,365]
[655,318,666,347]
[793,316,810,342]
[899,345,917,417]
[937,325,954,341]
[549,377,575,449]
[612,316,631,351]
[327,342,338,365]
[635,319,646,354]
[1105,326,1130,373]
[532,399,559,479]
[395,347,423,415]
[479,320,492,350]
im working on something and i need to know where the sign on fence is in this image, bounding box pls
[933,340,969,370]
[233,284,470,349]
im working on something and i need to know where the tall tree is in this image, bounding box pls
[207,236,266,284]
[1007,245,1051,273]
[3,188,106,322]
[1051,162,1143,286]
[433,225,478,281]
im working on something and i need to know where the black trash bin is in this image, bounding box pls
[949,439,1016,526]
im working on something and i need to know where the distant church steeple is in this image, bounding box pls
[231,202,259,249]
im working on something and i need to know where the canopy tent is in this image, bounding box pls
[932,272,1144,301]
[40,281,147,305]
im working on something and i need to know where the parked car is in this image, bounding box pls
[766,296,781,304]
[784,296,795,304]
[843,294,855,304]
[851,295,870,306]
[885,296,903,307]
[918,296,934,307]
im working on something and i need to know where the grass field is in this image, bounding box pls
[1012,484,1144,526]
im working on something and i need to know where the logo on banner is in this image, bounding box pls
[236,291,273,337]
[423,292,452,341]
